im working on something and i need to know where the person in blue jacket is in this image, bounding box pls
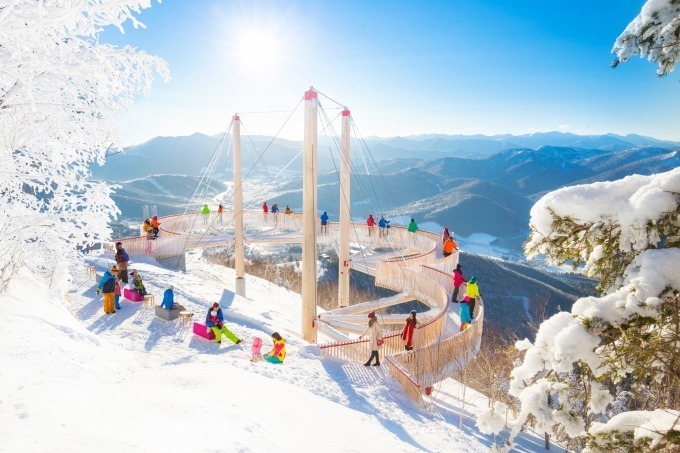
[161,285,174,310]
[206,302,242,345]
[378,215,390,238]
[320,211,329,234]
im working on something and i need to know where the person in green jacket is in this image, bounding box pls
[201,204,210,225]
[408,218,418,233]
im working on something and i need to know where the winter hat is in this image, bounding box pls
[168,285,174,290]
[368,311,376,319]
[456,264,462,270]
[469,276,477,284]
[110,265,119,273]
[212,302,220,309]
[463,296,471,302]
[153,215,157,219]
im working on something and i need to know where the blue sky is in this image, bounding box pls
[102,1,679,145]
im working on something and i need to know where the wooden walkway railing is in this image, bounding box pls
[320,259,484,404]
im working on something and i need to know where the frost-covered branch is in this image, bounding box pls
[0,0,168,293]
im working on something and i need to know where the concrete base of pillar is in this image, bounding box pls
[235,277,246,297]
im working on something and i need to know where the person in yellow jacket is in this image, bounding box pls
[263,332,286,364]
[465,276,480,319]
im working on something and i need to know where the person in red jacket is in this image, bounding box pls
[452,263,467,303]
[366,214,376,237]
[401,310,417,351]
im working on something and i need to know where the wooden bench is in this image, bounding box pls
[123,288,144,302]
[193,322,216,340]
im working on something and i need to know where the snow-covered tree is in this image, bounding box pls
[0,1,168,291]
[500,168,680,451]
[613,0,680,76]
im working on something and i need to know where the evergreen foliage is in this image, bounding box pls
[613,0,680,76]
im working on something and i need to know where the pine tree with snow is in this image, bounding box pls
[0,1,168,292]
[500,168,680,451]
[613,0,680,76]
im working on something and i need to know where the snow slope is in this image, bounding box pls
[0,250,550,452]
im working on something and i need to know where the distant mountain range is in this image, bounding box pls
[94,131,679,254]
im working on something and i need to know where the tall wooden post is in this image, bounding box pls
[302,88,318,343]
[338,108,351,307]
[233,114,246,297]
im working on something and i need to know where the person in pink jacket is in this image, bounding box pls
[114,276,122,310]
[452,263,467,303]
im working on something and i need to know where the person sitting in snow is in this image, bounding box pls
[131,270,147,296]
[160,285,174,310]
[205,302,242,345]
[263,332,286,364]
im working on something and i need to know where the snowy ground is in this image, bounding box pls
[0,250,551,452]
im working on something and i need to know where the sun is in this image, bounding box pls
[233,28,283,74]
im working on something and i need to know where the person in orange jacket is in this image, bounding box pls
[151,215,160,238]
[443,236,458,257]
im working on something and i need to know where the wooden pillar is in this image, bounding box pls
[338,108,351,307]
[302,88,318,343]
[233,114,246,297]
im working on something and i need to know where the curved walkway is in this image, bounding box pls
[111,209,484,403]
